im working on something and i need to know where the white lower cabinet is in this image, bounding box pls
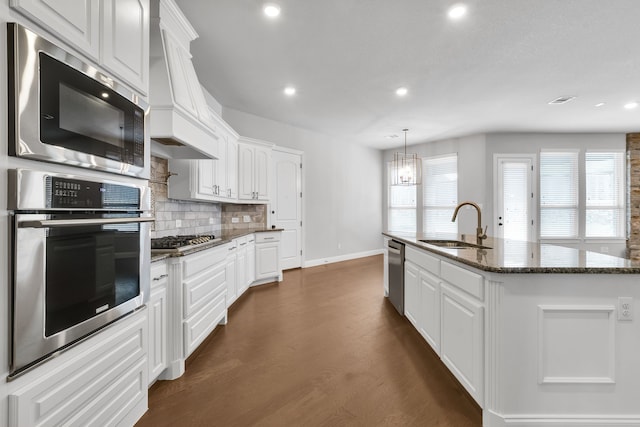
[440,282,484,405]
[418,270,441,353]
[225,235,256,309]
[8,310,148,427]
[183,291,226,357]
[255,231,282,282]
[180,245,228,358]
[246,236,256,286]
[404,261,421,328]
[237,236,248,296]
[148,261,169,385]
[401,245,484,407]
[383,236,391,297]
[225,244,238,307]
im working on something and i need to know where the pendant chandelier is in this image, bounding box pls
[392,129,422,186]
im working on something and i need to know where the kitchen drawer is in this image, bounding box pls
[183,291,226,357]
[406,246,440,276]
[236,235,248,247]
[183,262,226,317]
[9,311,147,427]
[255,231,280,244]
[182,244,228,279]
[150,260,168,289]
[440,261,484,301]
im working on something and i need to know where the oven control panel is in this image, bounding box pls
[48,176,139,209]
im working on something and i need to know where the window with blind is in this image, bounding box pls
[585,151,625,238]
[388,163,417,232]
[423,154,458,234]
[539,151,578,238]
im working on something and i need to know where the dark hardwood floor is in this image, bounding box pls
[136,255,482,426]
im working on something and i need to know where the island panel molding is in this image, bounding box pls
[537,305,616,384]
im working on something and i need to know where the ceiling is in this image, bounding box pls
[175,0,640,150]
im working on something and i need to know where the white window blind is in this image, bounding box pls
[423,154,458,234]
[540,151,578,238]
[388,163,416,232]
[501,161,530,241]
[585,151,625,238]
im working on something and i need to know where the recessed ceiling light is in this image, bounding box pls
[624,101,638,110]
[395,87,408,96]
[284,86,296,96]
[448,4,467,20]
[595,102,605,107]
[263,3,281,18]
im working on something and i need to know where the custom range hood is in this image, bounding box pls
[148,0,219,159]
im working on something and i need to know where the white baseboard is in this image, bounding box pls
[303,249,383,268]
[484,410,640,426]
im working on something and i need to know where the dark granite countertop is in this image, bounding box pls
[151,228,284,261]
[383,231,640,274]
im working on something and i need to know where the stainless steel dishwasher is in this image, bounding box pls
[387,240,405,315]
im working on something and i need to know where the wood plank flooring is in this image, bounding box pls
[136,255,482,426]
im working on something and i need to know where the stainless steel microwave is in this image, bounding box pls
[8,23,150,178]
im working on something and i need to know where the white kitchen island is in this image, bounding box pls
[383,232,640,427]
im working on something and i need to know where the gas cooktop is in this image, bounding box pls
[151,234,221,252]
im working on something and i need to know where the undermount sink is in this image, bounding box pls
[419,239,491,250]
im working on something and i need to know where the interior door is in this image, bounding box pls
[270,149,302,269]
[494,155,536,241]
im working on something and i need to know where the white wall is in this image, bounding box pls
[223,107,384,264]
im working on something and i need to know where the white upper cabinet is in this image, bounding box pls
[10,0,100,59]
[101,0,149,94]
[168,118,239,203]
[211,124,238,200]
[238,138,273,202]
[227,136,238,199]
[11,0,150,95]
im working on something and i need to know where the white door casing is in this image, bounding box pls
[270,149,303,270]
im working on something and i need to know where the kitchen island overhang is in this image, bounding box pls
[383,231,640,427]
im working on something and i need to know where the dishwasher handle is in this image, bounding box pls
[388,246,401,255]
[387,240,404,255]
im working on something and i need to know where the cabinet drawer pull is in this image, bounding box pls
[229,246,237,251]
[263,237,275,240]
[153,274,168,281]
[240,242,247,246]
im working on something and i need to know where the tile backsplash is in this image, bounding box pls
[150,156,268,238]
[222,204,267,231]
[150,156,221,238]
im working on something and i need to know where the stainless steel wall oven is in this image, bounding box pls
[7,23,149,178]
[8,169,153,378]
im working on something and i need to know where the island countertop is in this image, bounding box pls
[383,231,640,274]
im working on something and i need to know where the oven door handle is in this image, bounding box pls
[19,217,155,228]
